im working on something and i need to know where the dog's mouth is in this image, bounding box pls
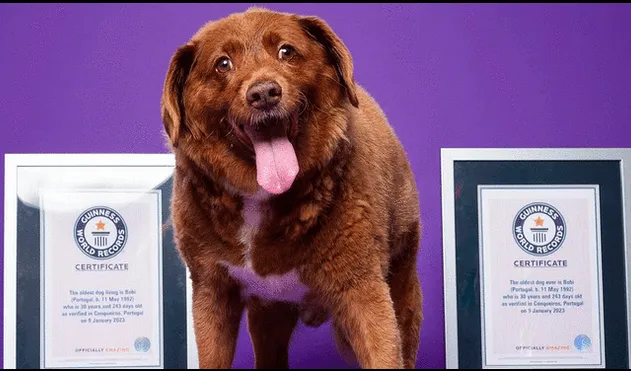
[229,111,300,195]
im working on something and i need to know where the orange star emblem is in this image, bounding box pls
[95,220,106,230]
[534,216,544,227]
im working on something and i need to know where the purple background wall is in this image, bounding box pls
[1,3,631,369]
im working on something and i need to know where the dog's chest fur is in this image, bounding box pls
[219,191,309,303]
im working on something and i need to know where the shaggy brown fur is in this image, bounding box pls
[160,7,422,369]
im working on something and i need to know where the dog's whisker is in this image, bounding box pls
[298,92,311,116]
[225,126,234,138]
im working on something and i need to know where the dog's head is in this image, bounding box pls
[161,8,358,195]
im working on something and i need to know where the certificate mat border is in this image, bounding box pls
[440,148,631,369]
[3,154,199,370]
[477,185,605,368]
[39,189,164,369]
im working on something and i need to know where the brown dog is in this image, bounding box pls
[160,7,422,369]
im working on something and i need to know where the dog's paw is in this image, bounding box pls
[299,294,330,327]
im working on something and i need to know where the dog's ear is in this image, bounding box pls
[161,43,197,147]
[298,16,359,108]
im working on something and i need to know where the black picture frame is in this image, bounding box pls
[441,149,631,370]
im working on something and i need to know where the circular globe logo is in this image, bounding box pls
[574,334,591,352]
[135,336,151,352]
[513,202,567,257]
[74,206,128,260]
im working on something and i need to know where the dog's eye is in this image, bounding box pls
[278,45,295,61]
[215,57,233,73]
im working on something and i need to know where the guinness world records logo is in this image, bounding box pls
[74,206,128,260]
[513,202,567,257]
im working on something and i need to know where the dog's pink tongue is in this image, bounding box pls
[244,124,299,195]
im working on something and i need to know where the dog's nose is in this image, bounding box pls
[246,81,282,110]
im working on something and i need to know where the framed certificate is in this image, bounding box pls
[441,149,631,369]
[3,154,199,369]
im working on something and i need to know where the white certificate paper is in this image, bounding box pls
[40,189,164,369]
[478,185,604,368]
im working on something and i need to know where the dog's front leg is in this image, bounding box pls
[191,269,244,369]
[331,276,403,369]
[308,252,403,371]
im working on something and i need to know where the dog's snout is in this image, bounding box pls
[246,81,282,110]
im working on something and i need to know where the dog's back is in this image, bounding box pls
[348,86,421,256]
[328,84,422,368]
